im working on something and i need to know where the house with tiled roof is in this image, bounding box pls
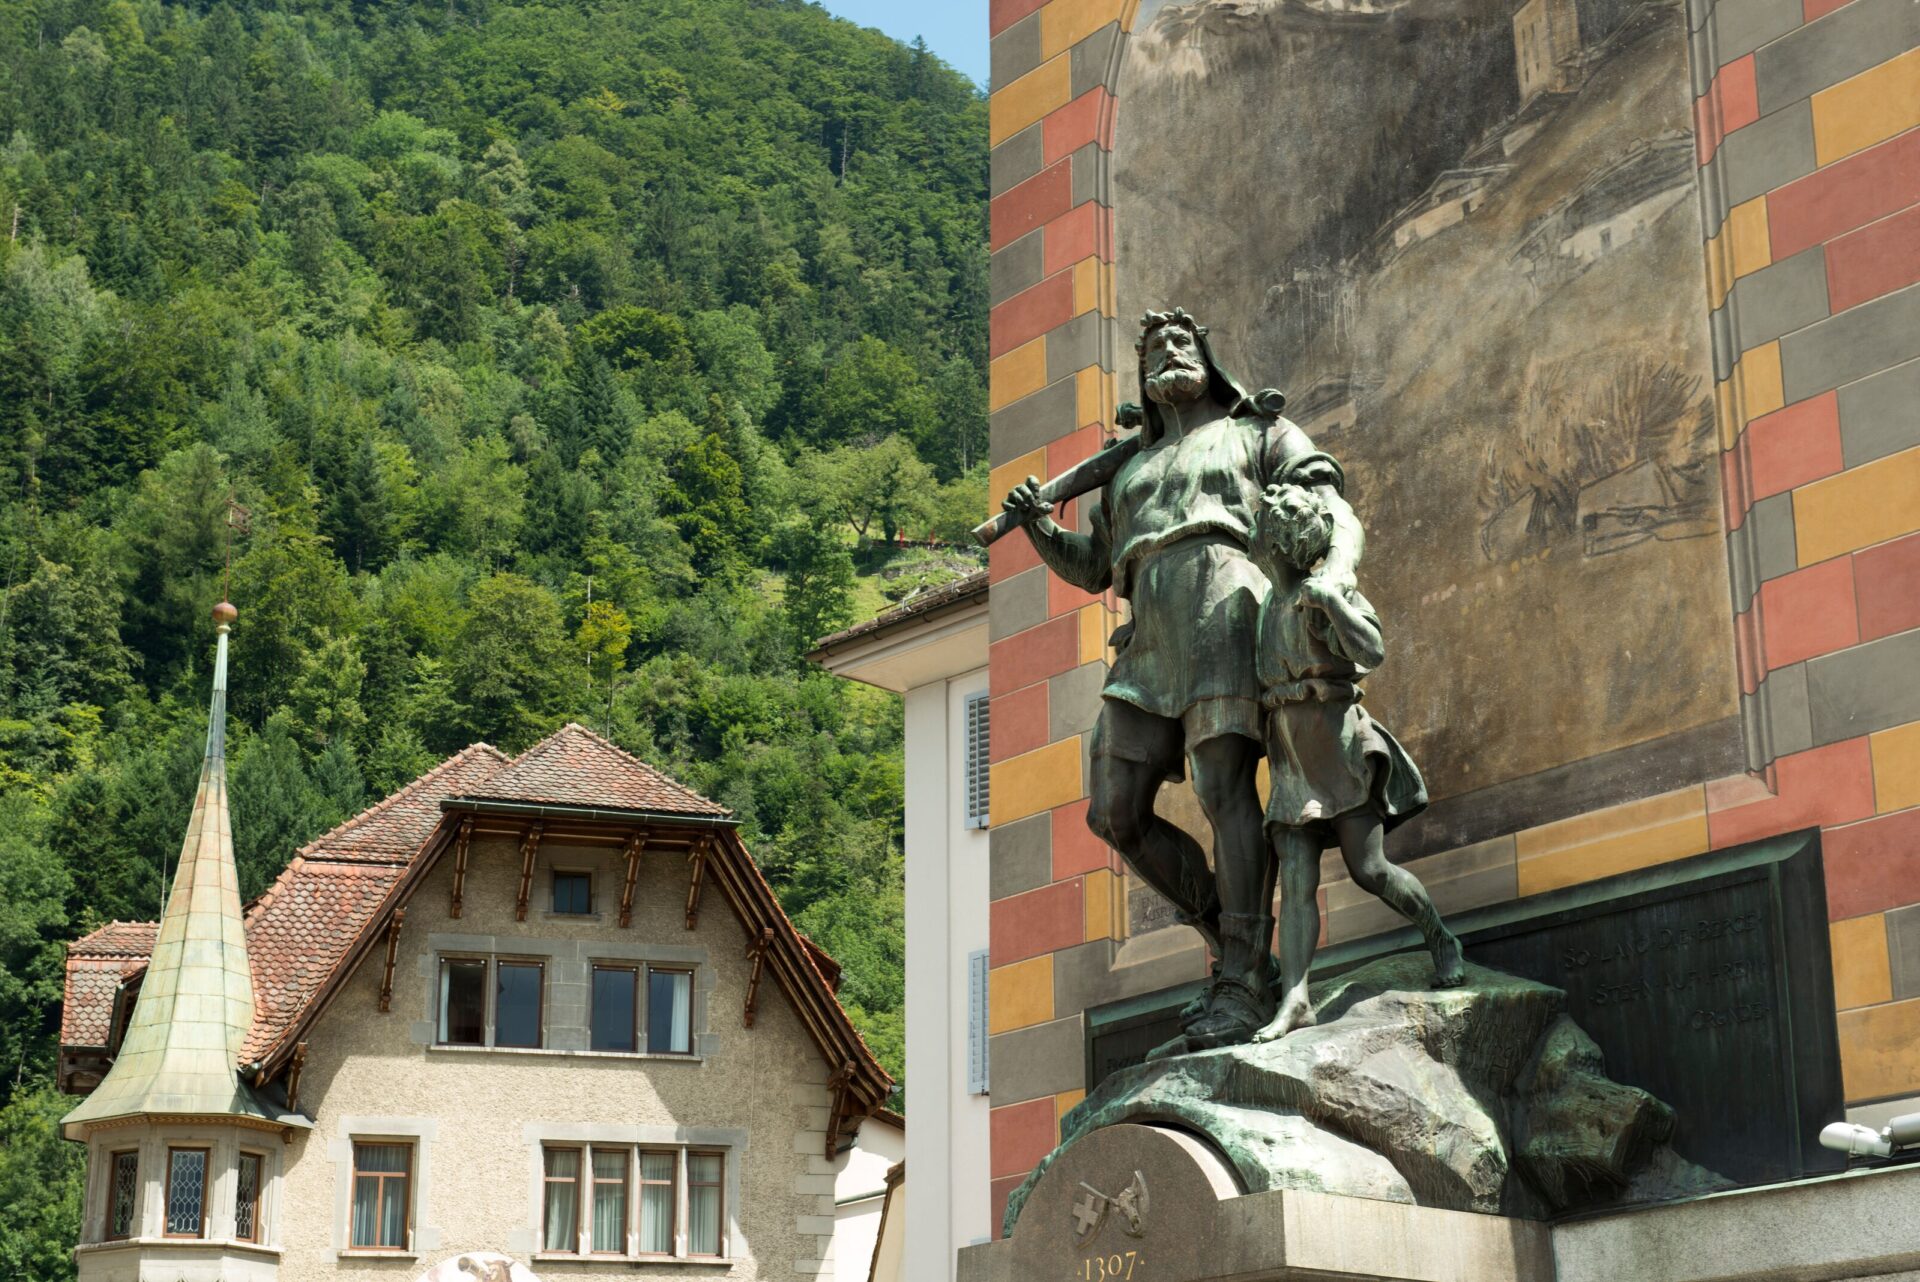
[59,609,892,1282]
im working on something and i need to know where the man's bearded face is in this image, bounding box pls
[1142,324,1208,405]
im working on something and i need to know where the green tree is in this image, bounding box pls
[450,574,579,751]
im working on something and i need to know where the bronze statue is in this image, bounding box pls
[998,307,1459,1052]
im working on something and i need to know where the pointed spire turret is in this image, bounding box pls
[64,604,285,1135]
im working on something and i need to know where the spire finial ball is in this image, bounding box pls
[212,601,238,626]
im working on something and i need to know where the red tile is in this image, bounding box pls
[1758,556,1860,668]
[1722,444,1752,531]
[1052,798,1111,880]
[990,158,1073,251]
[1047,423,1109,474]
[990,613,1081,697]
[992,684,1050,764]
[1825,807,1920,919]
[1041,201,1105,277]
[1804,0,1853,21]
[1734,603,1765,696]
[990,0,1048,36]
[1043,88,1113,165]
[1855,531,1920,641]
[1049,572,1101,617]
[1770,129,1920,260]
[1694,92,1721,167]
[1720,56,1761,138]
[1826,202,1920,313]
[990,879,1084,964]
[1745,391,1844,500]
[989,525,1043,581]
[990,1097,1057,1177]
[1708,738,1877,848]
[991,271,1075,358]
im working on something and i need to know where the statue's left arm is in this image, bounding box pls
[1315,488,1363,594]
[1264,422,1360,592]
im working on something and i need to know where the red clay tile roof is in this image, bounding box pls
[69,921,159,958]
[63,922,159,1048]
[297,743,513,863]
[808,568,987,655]
[456,722,729,818]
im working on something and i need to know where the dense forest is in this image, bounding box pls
[0,0,987,1271]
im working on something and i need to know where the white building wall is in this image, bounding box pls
[830,1118,901,1282]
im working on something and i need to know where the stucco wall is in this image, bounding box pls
[271,830,842,1282]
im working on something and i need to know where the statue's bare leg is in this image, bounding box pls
[1333,811,1466,988]
[1254,826,1320,1043]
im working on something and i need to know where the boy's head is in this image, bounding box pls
[1255,483,1334,572]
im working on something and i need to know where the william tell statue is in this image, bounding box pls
[998,307,1462,1055]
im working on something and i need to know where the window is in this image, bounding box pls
[552,871,592,915]
[636,1151,674,1256]
[106,1150,138,1241]
[350,1142,411,1250]
[687,1153,724,1257]
[590,1151,628,1254]
[542,1148,580,1252]
[964,691,990,829]
[164,1148,208,1238]
[235,1152,263,1243]
[438,958,486,1045]
[590,966,638,1052]
[647,968,692,1054]
[495,961,544,1048]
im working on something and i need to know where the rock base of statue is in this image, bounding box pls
[1003,954,1728,1236]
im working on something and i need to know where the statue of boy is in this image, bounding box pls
[1247,483,1465,1042]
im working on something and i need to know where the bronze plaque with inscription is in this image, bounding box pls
[1087,829,1842,1192]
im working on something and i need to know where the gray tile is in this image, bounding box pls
[991,377,1078,462]
[991,230,1046,306]
[1054,932,1208,1019]
[990,812,1053,901]
[1069,141,1108,208]
[1761,662,1813,758]
[1688,0,1716,34]
[1888,904,1920,1001]
[1715,100,1816,208]
[990,567,1049,642]
[1727,246,1830,350]
[1071,23,1124,98]
[990,125,1044,199]
[1755,0,1920,114]
[990,13,1043,92]
[1806,628,1920,744]
[1782,282,1920,403]
[1049,662,1106,743]
[1713,0,1806,63]
[1050,940,1120,1019]
[1838,357,1920,468]
[1749,491,1799,581]
[1727,518,1757,612]
[1046,310,1108,384]
[989,1014,1086,1103]
[1711,301,1736,382]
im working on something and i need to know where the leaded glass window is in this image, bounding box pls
[235,1152,263,1242]
[164,1148,207,1237]
[106,1150,138,1240]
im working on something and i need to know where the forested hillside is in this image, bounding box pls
[0,0,985,1266]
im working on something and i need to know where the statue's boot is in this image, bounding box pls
[1148,913,1277,1058]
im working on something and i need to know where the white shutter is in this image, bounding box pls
[964,691,991,830]
[966,949,990,1095]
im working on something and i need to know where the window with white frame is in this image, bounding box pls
[964,690,990,829]
[539,1145,727,1260]
[436,955,545,1049]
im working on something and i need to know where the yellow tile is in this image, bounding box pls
[1727,197,1771,280]
[1812,47,1920,167]
[1705,224,1733,310]
[1083,867,1125,942]
[1072,257,1102,317]
[1871,721,1920,814]
[1055,1088,1086,1120]
[990,735,1083,825]
[1739,341,1784,420]
[1040,0,1132,58]
[1832,916,1894,1010]
[988,954,1054,1035]
[1838,997,1920,1102]
[1715,378,1741,451]
[989,447,1049,519]
[1075,365,1105,428]
[1794,447,1920,566]
[1516,787,1709,896]
[990,55,1071,146]
[1078,602,1106,665]
[990,340,1049,413]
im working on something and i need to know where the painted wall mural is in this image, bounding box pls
[1115,0,1741,827]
